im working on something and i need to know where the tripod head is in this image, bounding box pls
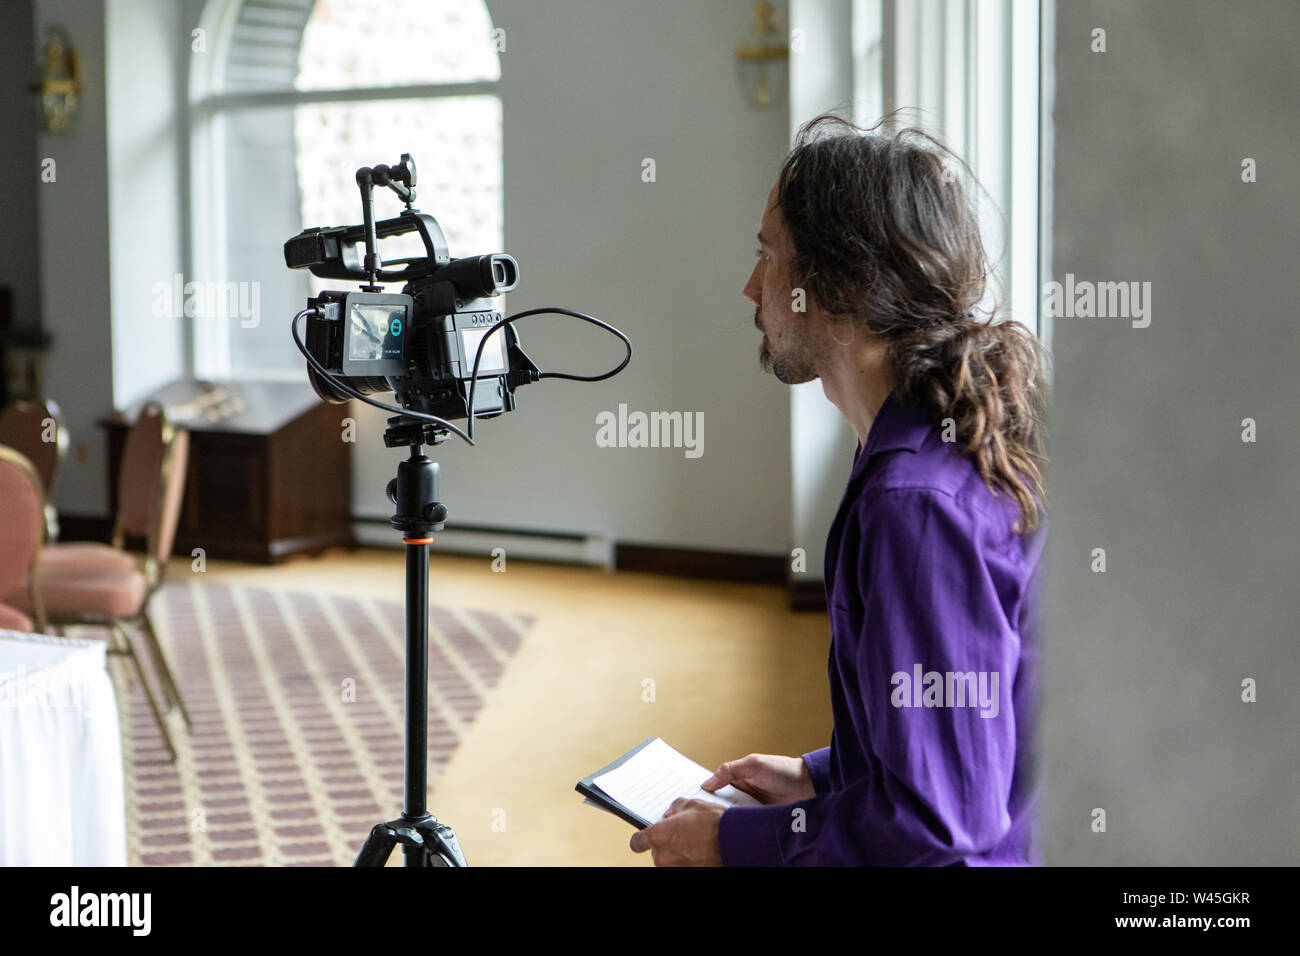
[383,414,448,450]
[384,428,448,539]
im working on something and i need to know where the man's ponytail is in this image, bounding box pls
[888,317,1048,533]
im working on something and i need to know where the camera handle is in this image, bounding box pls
[353,437,467,867]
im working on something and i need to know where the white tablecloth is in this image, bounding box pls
[0,630,127,865]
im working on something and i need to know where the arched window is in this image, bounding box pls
[190,0,502,378]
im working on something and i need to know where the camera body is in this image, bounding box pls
[298,268,524,422]
[285,155,537,433]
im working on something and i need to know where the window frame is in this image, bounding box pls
[186,0,502,381]
[874,0,1048,341]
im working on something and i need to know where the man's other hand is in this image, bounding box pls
[701,753,816,805]
[628,799,725,866]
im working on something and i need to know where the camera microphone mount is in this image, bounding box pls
[356,154,418,291]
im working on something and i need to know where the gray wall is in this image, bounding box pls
[32,0,115,514]
[24,0,186,514]
[1043,0,1300,864]
[0,0,41,337]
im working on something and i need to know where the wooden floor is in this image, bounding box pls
[191,547,832,865]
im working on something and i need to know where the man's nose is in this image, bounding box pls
[743,267,761,306]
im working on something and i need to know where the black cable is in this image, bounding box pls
[293,304,632,447]
[466,307,632,441]
[291,308,474,444]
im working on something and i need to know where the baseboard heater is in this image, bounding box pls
[352,516,614,568]
[351,517,820,607]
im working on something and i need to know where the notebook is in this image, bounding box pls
[575,737,762,829]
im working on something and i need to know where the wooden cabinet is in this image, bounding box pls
[103,379,354,563]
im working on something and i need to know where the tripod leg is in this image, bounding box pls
[354,824,398,867]
[415,819,468,867]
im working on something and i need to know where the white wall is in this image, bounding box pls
[106,0,186,408]
[344,0,794,555]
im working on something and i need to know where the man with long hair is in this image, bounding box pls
[631,114,1050,866]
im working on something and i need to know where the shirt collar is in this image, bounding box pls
[853,390,933,475]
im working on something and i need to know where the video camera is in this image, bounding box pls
[284,154,539,445]
[282,153,631,868]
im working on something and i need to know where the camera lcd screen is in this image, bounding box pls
[460,326,507,376]
[348,302,406,362]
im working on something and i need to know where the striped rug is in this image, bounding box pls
[97,580,530,866]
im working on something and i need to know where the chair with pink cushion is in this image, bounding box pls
[0,603,35,631]
[0,445,47,634]
[0,397,69,540]
[7,402,192,760]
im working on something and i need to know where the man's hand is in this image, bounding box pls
[701,753,816,805]
[628,798,725,866]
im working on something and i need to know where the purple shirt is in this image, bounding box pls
[718,391,1047,865]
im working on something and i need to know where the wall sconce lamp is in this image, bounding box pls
[31,26,82,135]
[736,1,789,109]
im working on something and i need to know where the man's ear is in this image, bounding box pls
[826,316,857,347]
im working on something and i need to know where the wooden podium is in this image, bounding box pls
[103,379,354,563]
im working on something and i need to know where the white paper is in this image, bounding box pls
[591,738,762,824]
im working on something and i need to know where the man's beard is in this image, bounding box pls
[756,308,818,385]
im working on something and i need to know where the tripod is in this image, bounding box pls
[354,419,468,866]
